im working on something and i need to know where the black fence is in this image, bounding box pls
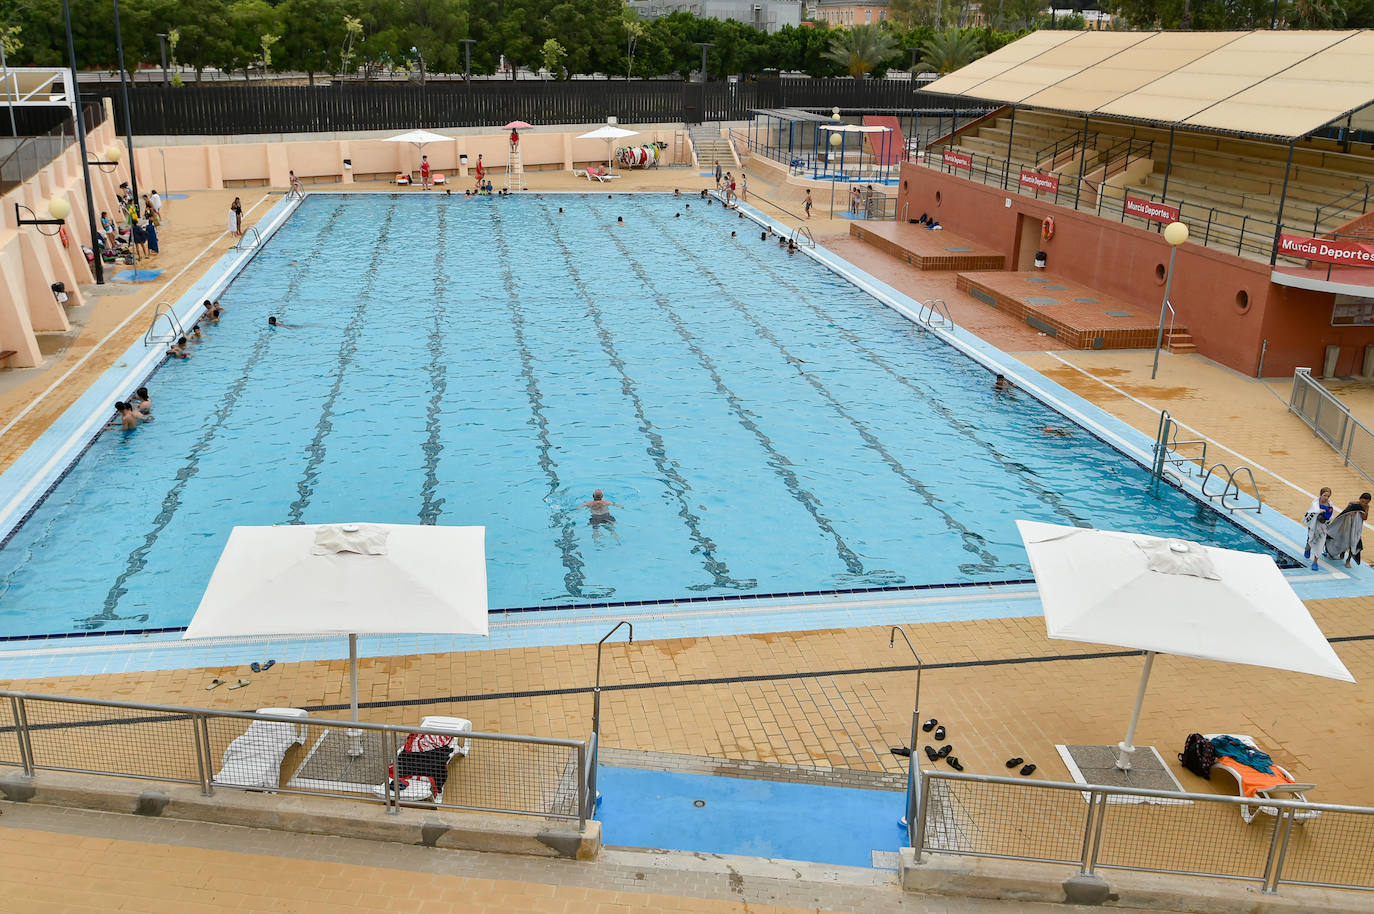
[106,78,953,136]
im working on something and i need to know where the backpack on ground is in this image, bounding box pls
[1178,732,1216,779]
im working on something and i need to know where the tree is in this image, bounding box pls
[822,24,899,78]
[340,13,363,77]
[540,37,565,76]
[916,28,984,75]
[624,15,644,78]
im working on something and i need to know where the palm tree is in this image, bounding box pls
[822,25,900,79]
[916,29,984,76]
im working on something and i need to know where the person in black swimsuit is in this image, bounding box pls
[582,489,619,542]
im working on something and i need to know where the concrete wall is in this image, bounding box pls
[0,110,130,367]
[132,128,686,191]
[895,163,1374,377]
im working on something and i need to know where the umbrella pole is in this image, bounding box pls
[1116,651,1155,770]
[347,632,364,757]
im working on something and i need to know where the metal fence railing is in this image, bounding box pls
[1288,367,1374,486]
[916,770,1374,895]
[1,690,589,828]
[0,102,106,196]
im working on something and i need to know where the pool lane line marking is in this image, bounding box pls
[0,193,274,446]
[537,204,754,592]
[648,201,1002,574]
[16,635,1374,730]
[1040,351,1374,536]
[0,194,280,535]
[724,215,1091,531]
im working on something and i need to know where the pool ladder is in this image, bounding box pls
[789,226,815,248]
[1151,410,1261,512]
[915,298,953,331]
[144,302,185,348]
[232,226,261,252]
[1201,463,1263,513]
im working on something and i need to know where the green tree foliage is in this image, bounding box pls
[915,28,984,74]
[822,23,899,78]
[0,0,1025,81]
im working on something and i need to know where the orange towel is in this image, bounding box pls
[1216,757,1295,797]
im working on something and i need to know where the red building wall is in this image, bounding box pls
[895,163,1374,377]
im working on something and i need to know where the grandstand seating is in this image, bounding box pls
[928,107,1374,262]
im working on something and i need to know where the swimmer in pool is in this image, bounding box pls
[582,489,619,542]
[1041,425,1072,437]
[267,316,299,329]
[994,374,1013,392]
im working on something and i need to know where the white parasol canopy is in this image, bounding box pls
[383,130,452,160]
[578,124,639,171]
[1017,520,1354,769]
[185,523,489,722]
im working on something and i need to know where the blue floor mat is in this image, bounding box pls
[110,269,164,282]
[595,765,905,868]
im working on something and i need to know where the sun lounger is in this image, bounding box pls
[395,173,412,185]
[434,173,446,185]
[373,716,472,803]
[213,708,309,790]
[1203,733,1319,824]
[584,166,620,183]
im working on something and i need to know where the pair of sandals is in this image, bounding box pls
[890,718,964,771]
[1005,757,1037,776]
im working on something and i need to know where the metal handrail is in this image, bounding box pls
[1032,130,1095,169]
[916,767,1374,895]
[0,689,589,828]
[143,302,184,347]
[915,298,953,330]
[1200,462,1263,512]
[790,225,815,248]
[232,226,262,251]
[1311,181,1373,234]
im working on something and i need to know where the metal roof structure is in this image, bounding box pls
[923,30,1374,140]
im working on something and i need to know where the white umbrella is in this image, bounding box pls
[184,523,489,726]
[1017,520,1354,770]
[578,124,638,171]
[383,129,452,154]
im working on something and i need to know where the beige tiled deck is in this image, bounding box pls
[1,152,1373,908]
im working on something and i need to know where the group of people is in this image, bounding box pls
[165,300,222,360]
[108,388,153,431]
[1304,488,1369,570]
[98,183,164,263]
[713,162,745,205]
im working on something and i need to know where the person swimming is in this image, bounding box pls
[582,489,619,541]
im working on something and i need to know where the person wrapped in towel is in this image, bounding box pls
[1324,492,1370,569]
[1303,486,1334,571]
[375,731,458,800]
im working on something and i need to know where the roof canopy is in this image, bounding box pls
[923,29,1374,140]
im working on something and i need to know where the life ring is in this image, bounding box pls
[59,225,69,248]
[1041,215,1055,241]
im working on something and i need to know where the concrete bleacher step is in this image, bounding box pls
[1165,329,1198,354]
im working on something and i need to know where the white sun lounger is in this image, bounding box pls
[583,167,620,183]
[1203,733,1319,825]
[213,708,309,790]
[374,716,472,803]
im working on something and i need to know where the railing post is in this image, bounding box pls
[1238,215,1247,256]
[382,728,399,814]
[12,696,34,777]
[193,713,212,796]
[1261,806,1294,894]
[912,768,929,860]
[576,741,588,831]
[1084,790,1109,876]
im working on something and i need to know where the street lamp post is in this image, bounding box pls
[694,42,714,83]
[460,39,474,86]
[588,621,633,813]
[157,33,170,87]
[112,0,139,209]
[1151,221,1189,380]
[61,0,104,284]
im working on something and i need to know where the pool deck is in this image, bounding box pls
[2,162,1374,911]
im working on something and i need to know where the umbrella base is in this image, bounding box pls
[1056,744,1186,804]
[287,729,391,796]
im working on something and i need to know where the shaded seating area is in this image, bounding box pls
[212,708,310,790]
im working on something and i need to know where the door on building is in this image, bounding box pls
[1014,213,1043,271]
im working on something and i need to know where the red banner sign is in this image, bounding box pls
[1124,195,1180,223]
[942,150,971,171]
[1278,233,1374,267]
[1018,169,1059,194]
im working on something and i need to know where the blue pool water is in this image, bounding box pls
[595,766,902,867]
[0,193,1291,638]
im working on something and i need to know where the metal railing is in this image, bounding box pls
[1031,130,1095,170]
[915,769,1374,894]
[915,298,953,331]
[1150,409,1207,492]
[232,226,262,251]
[1289,367,1374,486]
[1200,463,1263,513]
[1311,181,1372,235]
[0,690,589,828]
[143,302,185,347]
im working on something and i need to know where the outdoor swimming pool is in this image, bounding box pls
[0,193,1294,639]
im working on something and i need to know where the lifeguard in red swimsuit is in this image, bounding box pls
[420,155,431,190]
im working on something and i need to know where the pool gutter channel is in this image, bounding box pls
[0,194,304,549]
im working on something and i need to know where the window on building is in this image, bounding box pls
[865,9,871,20]
[880,8,886,18]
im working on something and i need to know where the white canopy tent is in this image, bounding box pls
[1017,520,1354,770]
[184,523,489,725]
[577,124,638,171]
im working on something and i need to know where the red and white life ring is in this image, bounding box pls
[1041,215,1055,241]
[59,225,70,248]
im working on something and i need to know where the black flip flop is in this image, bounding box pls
[923,745,939,762]
[1005,757,1024,769]
[1020,763,1037,776]
[921,719,938,732]
[936,744,952,759]
[946,756,964,771]
[890,746,911,758]
[933,726,946,741]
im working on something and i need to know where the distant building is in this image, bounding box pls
[814,0,890,25]
[627,0,804,32]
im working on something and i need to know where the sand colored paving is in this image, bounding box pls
[1,150,1374,903]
